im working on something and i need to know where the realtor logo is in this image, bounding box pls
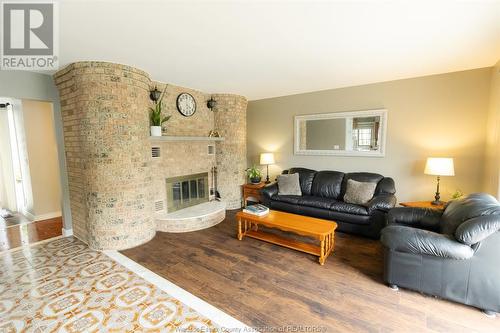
[1,1,58,70]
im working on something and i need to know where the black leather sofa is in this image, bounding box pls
[261,167,396,239]
[381,193,500,314]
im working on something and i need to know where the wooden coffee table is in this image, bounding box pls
[236,210,337,265]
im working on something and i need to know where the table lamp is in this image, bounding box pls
[424,157,455,205]
[260,153,275,184]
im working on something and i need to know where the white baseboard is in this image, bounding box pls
[62,227,73,237]
[34,211,62,221]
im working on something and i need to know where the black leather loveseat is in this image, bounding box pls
[381,193,500,314]
[261,168,396,238]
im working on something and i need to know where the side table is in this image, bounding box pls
[400,201,447,210]
[242,182,267,207]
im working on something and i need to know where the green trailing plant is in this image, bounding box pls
[246,166,262,178]
[149,86,171,126]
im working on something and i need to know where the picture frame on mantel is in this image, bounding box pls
[294,109,388,157]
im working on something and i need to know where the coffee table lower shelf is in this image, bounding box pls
[244,230,321,256]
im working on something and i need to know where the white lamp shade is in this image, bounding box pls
[260,152,275,165]
[424,157,455,176]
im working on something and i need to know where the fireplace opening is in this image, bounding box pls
[166,172,209,212]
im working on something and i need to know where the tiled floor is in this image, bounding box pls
[0,236,237,332]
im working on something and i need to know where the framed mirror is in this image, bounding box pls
[294,109,387,157]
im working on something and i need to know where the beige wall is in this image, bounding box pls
[22,100,61,217]
[484,61,500,196]
[248,68,492,202]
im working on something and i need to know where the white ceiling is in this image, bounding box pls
[58,0,500,100]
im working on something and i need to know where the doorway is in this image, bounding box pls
[0,98,63,250]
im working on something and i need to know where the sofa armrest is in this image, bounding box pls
[261,183,278,206]
[455,215,500,245]
[387,207,443,231]
[381,225,474,259]
[367,194,396,214]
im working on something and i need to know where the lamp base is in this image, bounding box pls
[431,176,442,206]
[265,165,271,184]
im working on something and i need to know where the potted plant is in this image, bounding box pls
[451,189,464,200]
[149,86,171,136]
[246,166,262,184]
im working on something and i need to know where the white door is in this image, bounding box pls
[0,101,16,211]
[0,99,27,213]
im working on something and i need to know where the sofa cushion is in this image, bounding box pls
[297,196,337,210]
[288,168,316,196]
[277,173,302,196]
[441,193,500,235]
[329,210,371,225]
[269,201,300,214]
[343,179,377,206]
[273,195,301,205]
[341,172,383,197]
[330,201,369,216]
[311,171,345,199]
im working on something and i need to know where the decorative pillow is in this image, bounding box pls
[343,179,377,205]
[277,173,302,196]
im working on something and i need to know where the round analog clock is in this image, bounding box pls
[176,93,196,117]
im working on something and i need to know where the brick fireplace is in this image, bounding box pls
[54,61,247,250]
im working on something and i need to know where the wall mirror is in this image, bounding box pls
[294,109,387,157]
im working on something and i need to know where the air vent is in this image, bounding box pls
[154,200,164,212]
[151,146,160,158]
[207,144,215,155]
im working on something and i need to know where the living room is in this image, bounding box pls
[0,0,499,332]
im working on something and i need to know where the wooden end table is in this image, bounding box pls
[242,182,266,207]
[400,201,447,210]
[236,210,337,265]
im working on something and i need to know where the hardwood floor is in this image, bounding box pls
[0,217,63,251]
[121,210,500,332]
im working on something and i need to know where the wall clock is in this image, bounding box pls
[176,93,196,117]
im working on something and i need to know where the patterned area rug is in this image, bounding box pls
[0,237,241,332]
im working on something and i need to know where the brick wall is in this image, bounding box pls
[54,62,155,250]
[152,82,213,136]
[213,94,248,209]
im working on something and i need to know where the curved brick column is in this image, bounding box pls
[54,62,155,250]
[213,94,248,209]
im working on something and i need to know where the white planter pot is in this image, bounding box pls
[150,126,162,136]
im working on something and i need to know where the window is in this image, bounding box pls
[357,128,372,146]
